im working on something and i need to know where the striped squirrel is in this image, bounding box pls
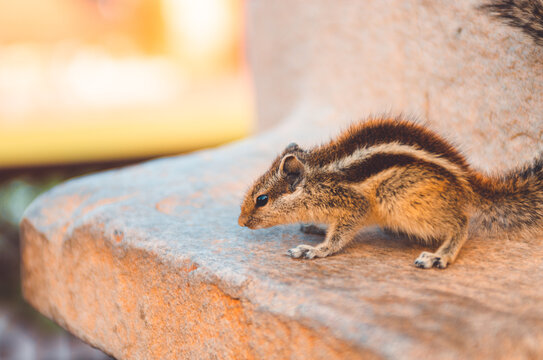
[238,117,543,269]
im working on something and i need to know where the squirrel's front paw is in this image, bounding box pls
[414,251,448,269]
[287,244,329,259]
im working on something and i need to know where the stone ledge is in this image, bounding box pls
[21,0,543,358]
[20,121,543,359]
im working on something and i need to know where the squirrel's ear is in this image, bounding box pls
[279,154,304,177]
[284,142,300,152]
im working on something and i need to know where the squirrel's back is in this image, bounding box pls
[315,117,543,235]
[307,118,470,171]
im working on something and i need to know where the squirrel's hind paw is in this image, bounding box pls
[414,251,448,269]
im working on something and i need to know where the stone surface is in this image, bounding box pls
[20,124,543,359]
[248,0,543,171]
[21,0,543,359]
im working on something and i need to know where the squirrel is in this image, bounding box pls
[238,116,543,269]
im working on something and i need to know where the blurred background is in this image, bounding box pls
[0,0,253,358]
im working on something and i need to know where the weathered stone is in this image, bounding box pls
[21,0,543,359]
[248,0,543,171]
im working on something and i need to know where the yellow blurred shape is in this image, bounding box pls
[0,50,253,168]
[0,96,252,167]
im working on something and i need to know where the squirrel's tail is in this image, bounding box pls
[470,155,543,234]
[481,0,543,46]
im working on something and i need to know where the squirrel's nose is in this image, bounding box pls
[238,214,248,227]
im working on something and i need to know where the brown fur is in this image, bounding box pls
[238,116,543,269]
[481,0,543,46]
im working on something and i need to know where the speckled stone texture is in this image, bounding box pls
[21,0,543,359]
[248,0,543,171]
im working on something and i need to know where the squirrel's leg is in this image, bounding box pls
[414,216,468,269]
[288,221,358,259]
[299,223,326,235]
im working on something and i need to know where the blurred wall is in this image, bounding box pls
[246,0,543,171]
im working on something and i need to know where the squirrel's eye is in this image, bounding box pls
[255,194,269,207]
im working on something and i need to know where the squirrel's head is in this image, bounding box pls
[239,143,307,229]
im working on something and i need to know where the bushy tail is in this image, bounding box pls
[481,0,543,46]
[470,155,543,234]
